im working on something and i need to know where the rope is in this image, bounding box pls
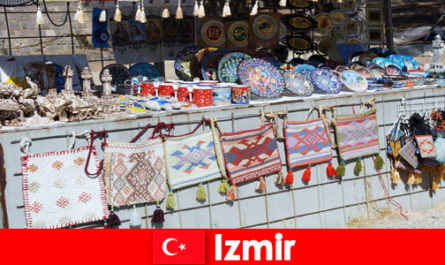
[156,118,211,139]
[372,156,409,221]
[210,118,228,180]
[41,0,70,27]
[20,137,32,155]
[130,123,152,143]
[84,130,107,177]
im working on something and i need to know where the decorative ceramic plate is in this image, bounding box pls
[368,63,385,78]
[329,9,348,27]
[355,67,374,79]
[288,0,312,9]
[372,57,386,68]
[332,30,347,43]
[264,58,282,68]
[129,63,161,80]
[201,49,231,81]
[252,14,278,40]
[283,71,314,96]
[227,21,249,48]
[253,50,277,61]
[287,36,313,52]
[279,22,287,41]
[402,55,419,70]
[359,52,377,66]
[311,68,342,94]
[217,52,251,83]
[340,70,368,92]
[387,54,405,70]
[294,64,316,79]
[340,0,358,15]
[385,64,403,75]
[100,64,131,88]
[286,14,316,31]
[345,19,361,37]
[174,46,202,80]
[318,36,335,53]
[335,65,349,73]
[238,58,285,98]
[201,20,226,46]
[315,13,333,34]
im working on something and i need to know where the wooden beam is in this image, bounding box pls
[0,144,9,228]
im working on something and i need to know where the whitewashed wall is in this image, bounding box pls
[1,85,445,228]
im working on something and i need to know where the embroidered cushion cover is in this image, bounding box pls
[415,135,437,158]
[164,131,224,189]
[103,138,167,207]
[399,140,419,168]
[285,118,333,168]
[220,123,282,184]
[21,146,108,228]
[335,111,380,161]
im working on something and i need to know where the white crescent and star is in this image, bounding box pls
[162,238,186,256]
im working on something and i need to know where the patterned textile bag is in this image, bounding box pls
[163,119,227,207]
[415,135,437,158]
[284,106,336,183]
[22,144,109,228]
[220,122,282,192]
[435,137,445,164]
[333,99,384,176]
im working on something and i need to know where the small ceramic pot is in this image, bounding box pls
[192,87,213,107]
[231,85,250,105]
[213,84,232,106]
[158,83,174,97]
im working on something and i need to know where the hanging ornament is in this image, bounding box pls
[36,5,44,25]
[162,1,170,18]
[99,7,107,23]
[198,0,205,18]
[129,205,142,228]
[222,0,231,17]
[176,0,183,20]
[250,0,258,16]
[193,0,199,16]
[140,2,147,23]
[279,0,286,7]
[135,3,141,21]
[114,1,122,22]
[152,202,165,224]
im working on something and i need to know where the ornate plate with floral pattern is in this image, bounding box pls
[217,52,251,83]
[294,64,316,79]
[329,9,348,27]
[201,20,226,47]
[340,70,368,92]
[311,68,342,94]
[315,13,333,34]
[174,46,202,80]
[227,21,249,48]
[283,71,314,96]
[238,58,285,98]
[129,63,160,80]
[354,67,374,79]
[100,64,131,88]
[252,14,278,40]
[201,49,231,81]
[368,63,385,78]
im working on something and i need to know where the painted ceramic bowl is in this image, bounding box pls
[310,68,342,94]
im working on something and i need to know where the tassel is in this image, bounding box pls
[354,158,362,176]
[407,171,415,185]
[250,0,258,16]
[217,179,230,193]
[302,165,311,181]
[285,170,294,184]
[326,162,338,178]
[114,2,122,22]
[162,2,170,18]
[176,0,183,19]
[36,6,44,25]
[166,190,175,210]
[433,176,440,191]
[196,183,207,201]
[193,0,199,16]
[99,8,107,23]
[274,171,284,186]
[255,176,266,191]
[374,154,385,170]
[414,171,423,184]
[391,168,401,184]
[152,204,165,224]
[198,0,205,18]
[222,0,231,17]
[139,7,147,23]
[226,184,236,201]
[279,0,287,7]
[336,161,346,177]
[106,209,121,228]
[135,3,141,21]
[74,3,81,22]
[129,205,142,228]
[78,5,85,24]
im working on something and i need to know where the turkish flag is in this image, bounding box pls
[153,229,206,264]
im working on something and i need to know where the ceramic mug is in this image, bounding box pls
[158,83,174,98]
[192,87,213,107]
[133,82,156,97]
[231,85,250,105]
[213,84,232,106]
[177,85,192,102]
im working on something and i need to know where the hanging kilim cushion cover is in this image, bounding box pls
[335,110,380,161]
[435,137,445,164]
[21,146,108,228]
[285,118,333,168]
[415,135,437,158]
[103,139,167,207]
[164,131,224,189]
[399,140,419,168]
[220,123,282,184]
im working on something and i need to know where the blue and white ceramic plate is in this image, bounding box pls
[340,70,368,92]
[283,71,314,96]
[174,46,203,80]
[217,52,251,83]
[385,64,403,75]
[201,48,231,81]
[294,64,316,79]
[129,63,161,80]
[402,55,419,70]
[311,68,342,94]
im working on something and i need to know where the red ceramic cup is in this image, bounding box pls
[158,83,175,98]
[192,87,213,107]
[177,86,191,102]
[133,82,156,97]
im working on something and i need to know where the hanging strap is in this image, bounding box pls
[319,105,337,148]
[260,111,285,139]
[161,117,211,139]
[130,123,152,143]
[84,130,108,177]
[359,98,376,114]
[210,118,228,180]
